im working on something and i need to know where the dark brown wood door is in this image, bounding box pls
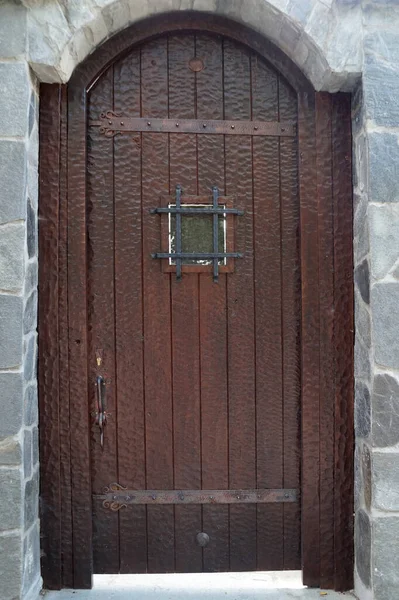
[86,32,300,574]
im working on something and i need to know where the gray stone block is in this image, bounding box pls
[364,31,399,126]
[355,290,371,347]
[24,469,39,531]
[23,334,37,382]
[0,223,25,293]
[24,259,38,297]
[354,337,371,381]
[0,372,23,436]
[354,443,361,510]
[369,132,399,203]
[0,468,23,531]
[32,427,38,468]
[0,435,22,466]
[0,295,23,369]
[0,534,22,600]
[355,259,370,304]
[26,197,37,260]
[24,384,38,428]
[0,3,27,58]
[355,381,371,438]
[371,283,399,369]
[0,140,27,225]
[362,444,372,511]
[23,520,40,597]
[355,509,371,589]
[373,452,399,511]
[23,290,37,334]
[372,372,399,447]
[23,429,32,480]
[369,203,399,279]
[0,63,30,137]
[374,516,399,599]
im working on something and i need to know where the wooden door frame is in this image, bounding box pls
[38,12,353,592]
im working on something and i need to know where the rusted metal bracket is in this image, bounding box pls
[90,111,296,138]
[95,484,298,511]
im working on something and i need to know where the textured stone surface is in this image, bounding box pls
[0,534,22,600]
[0,63,30,137]
[24,384,38,428]
[355,290,371,347]
[0,140,27,225]
[373,452,399,511]
[355,381,371,438]
[26,198,36,260]
[23,334,37,382]
[0,295,23,369]
[364,30,399,126]
[23,291,37,335]
[371,283,399,369]
[24,470,39,531]
[23,429,32,479]
[0,373,23,437]
[354,259,370,304]
[374,516,399,599]
[0,223,26,293]
[22,521,40,597]
[355,509,371,589]
[0,436,22,466]
[372,373,399,447]
[0,3,27,58]
[0,468,23,531]
[369,203,399,279]
[369,132,399,203]
[354,337,371,381]
[362,444,372,511]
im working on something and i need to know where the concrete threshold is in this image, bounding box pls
[43,571,356,600]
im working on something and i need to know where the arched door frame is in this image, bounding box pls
[38,12,353,592]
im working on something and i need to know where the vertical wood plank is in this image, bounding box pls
[224,39,257,572]
[113,50,147,574]
[141,37,175,573]
[251,57,284,571]
[38,83,62,590]
[87,68,119,574]
[332,94,354,591]
[315,92,335,587]
[279,77,301,570]
[58,84,74,588]
[298,90,320,588]
[195,33,230,572]
[168,34,203,573]
[68,80,93,591]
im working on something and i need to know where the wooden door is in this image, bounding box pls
[39,13,354,592]
[87,33,300,573]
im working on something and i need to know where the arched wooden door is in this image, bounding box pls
[39,13,353,593]
[87,32,300,575]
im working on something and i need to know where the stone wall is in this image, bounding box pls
[0,3,41,599]
[1,1,399,599]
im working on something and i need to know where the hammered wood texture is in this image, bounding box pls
[86,33,301,575]
[39,20,353,592]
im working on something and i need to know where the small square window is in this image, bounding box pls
[169,204,227,266]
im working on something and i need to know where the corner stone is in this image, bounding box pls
[374,516,399,600]
[0,295,23,369]
[355,508,371,589]
[369,132,399,203]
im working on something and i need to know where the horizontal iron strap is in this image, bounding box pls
[91,115,296,137]
[95,488,298,505]
[151,207,244,215]
[151,252,243,259]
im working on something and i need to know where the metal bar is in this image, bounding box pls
[91,113,296,137]
[175,184,182,281]
[212,186,219,282]
[95,487,298,511]
[151,252,243,259]
[151,207,244,215]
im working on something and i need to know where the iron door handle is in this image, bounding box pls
[96,375,106,448]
